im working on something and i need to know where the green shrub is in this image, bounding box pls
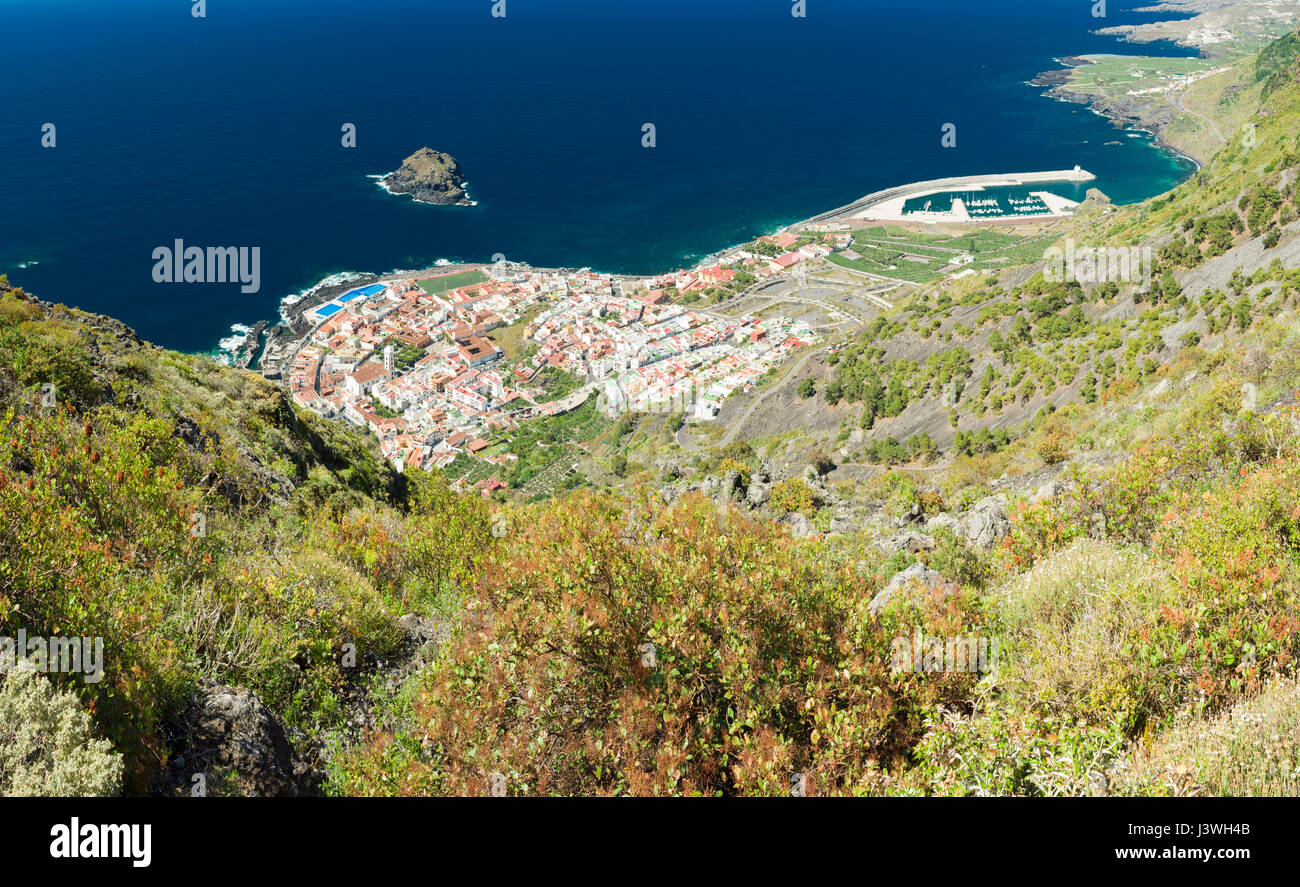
[769,478,817,516]
[908,703,1125,796]
[329,492,986,796]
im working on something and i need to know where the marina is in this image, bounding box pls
[808,169,1096,225]
[899,184,1077,220]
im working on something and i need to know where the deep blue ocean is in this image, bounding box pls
[0,0,1199,354]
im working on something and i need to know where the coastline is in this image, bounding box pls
[226,169,1097,373]
[214,166,1136,372]
[220,151,1186,370]
[1041,76,1214,167]
[216,270,374,367]
[214,59,1207,371]
[368,174,479,208]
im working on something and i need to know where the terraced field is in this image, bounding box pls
[829,227,1058,283]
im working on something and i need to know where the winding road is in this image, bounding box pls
[1171,90,1224,150]
[716,342,830,448]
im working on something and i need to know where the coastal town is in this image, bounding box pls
[270,246,825,481]
[255,168,1109,490]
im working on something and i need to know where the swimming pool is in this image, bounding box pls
[340,283,386,302]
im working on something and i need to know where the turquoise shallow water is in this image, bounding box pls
[0,0,1197,353]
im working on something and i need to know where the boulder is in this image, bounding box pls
[925,512,962,535]
[964,495,1010,550]
[746,481,771,506]
[805,475,831,503]
[1035,479,1063,501]
[692,475,719,496]
[173,414,220,454]
[1143,377,1172,400]
[880,530,935,554]
[868,563,958,618]
[176,683,319,797]
[784,512,813,538]
[397,613,442,644]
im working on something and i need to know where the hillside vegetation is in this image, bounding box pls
[1,31,1300,798]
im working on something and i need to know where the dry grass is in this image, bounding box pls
[1113,675,1300,796]
[995,538,1192,728]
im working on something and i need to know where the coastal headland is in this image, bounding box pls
[1028,0,1298,165]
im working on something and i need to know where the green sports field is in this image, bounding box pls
[416,268,489,295]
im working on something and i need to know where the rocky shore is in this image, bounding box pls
[227,320,268,370]
[1032,61,1204,166]
[256,272,384,377]
[1028,56,1096,88]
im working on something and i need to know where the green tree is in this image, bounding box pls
[1235,296,1253,332]
[824,380,844,406]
